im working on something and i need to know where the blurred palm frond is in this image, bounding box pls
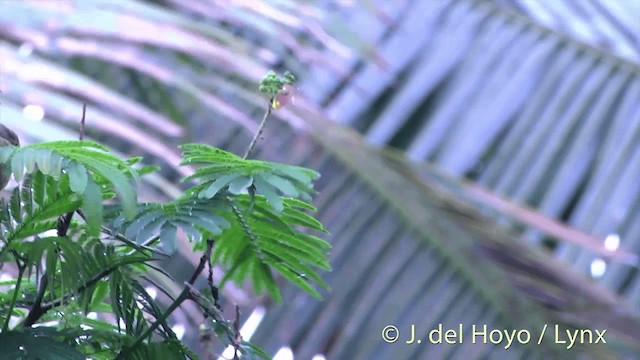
[2,0,640,359]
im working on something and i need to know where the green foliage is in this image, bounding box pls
[0,141,139,236]
[0,328,84,360]
[0,71,329,359]
[180,142,330,299]
[108,197,231,253]
[0,141,182,358]
[27,141,139,218]
[181,144,319,210]
[258,70,296,98]
[214,195,330,301]
[111,143,331,300]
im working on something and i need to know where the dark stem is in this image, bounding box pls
[21,257,147,328]
[22,266,117,327]
[207,246,220,309]
[183,283,239,352]
[57,212,74,237]
[21,275,48,328]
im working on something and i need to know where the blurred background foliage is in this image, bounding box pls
[2,0,640,359]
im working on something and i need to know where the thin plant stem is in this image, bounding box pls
[243,102,273,160]
[79,103,87,141]
[3,260,25,331]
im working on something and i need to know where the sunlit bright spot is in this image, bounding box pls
[255,48,278,64]
[42,229,58,238]
[312,354,327,360]
[172,324,186,340]
[273,347,294,360]
[0,273,15,292]
[87,312,98,320]
[220,347,240,360]
[18,43,34,57]
[604,233,620,251]
[23,104,45,122]
[218,306,266,359]
[8,316,20,328]
[144,286,157,300]
[1,59,17,73]
[590,258,607,278]
[241,306,265,340]
[34,320,59,328]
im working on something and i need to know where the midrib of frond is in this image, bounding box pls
[306,121,553,340]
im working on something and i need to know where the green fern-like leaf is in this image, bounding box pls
[0,172,82,242]
[0,142,140,236]
[214,194,331,300]
[24,141,139,219]
[180,144,318,211]
[110,197,231,254]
